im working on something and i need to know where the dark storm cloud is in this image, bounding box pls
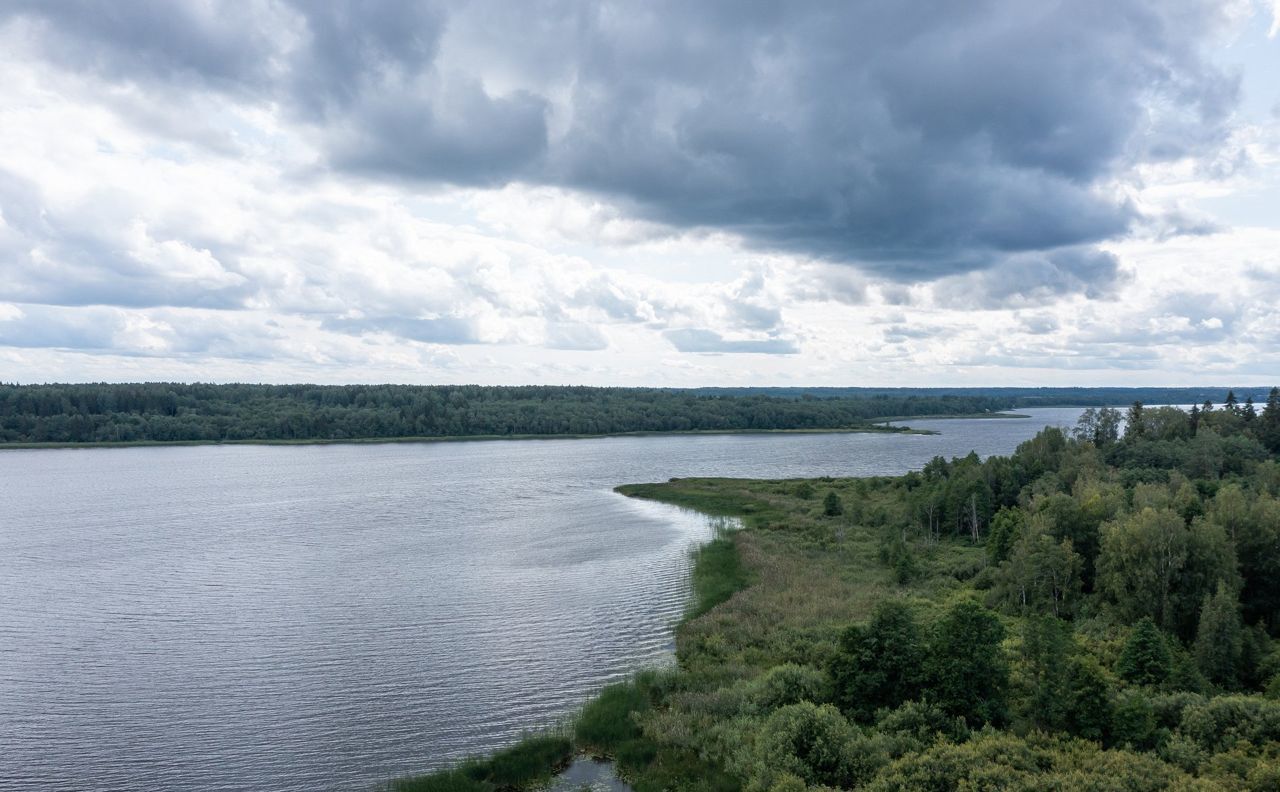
[2,0,1240,293]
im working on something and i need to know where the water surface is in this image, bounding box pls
[0,407,1084,791]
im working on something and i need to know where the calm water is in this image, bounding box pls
[0,408,1084,791]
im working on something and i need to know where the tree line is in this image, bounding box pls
[0,383,1014,444]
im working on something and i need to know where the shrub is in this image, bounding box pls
[752,664,832,712]
[750,702,883,790]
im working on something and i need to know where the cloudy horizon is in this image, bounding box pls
[1,0,1278,387]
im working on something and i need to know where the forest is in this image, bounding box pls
[0,383,1015,444]
[397,388,1280,791]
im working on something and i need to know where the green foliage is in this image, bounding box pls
[424,390,1280,792]
[0,383,1012,444]
[1063,656,1113,742]
[832,600,925,722]
[1117,618,1174,687]
[1110,688,1157,749]
[389,734,571,792]
[481,736,573,788]
[689,536,749,619]
[751,664,832,711]
[1017,617,1076,732]
[1195,581,1244,689]
[987,506,1026,565]
[748,702,883,790]
[575,681,649,751]
[822,491,843,516]
[993,516,1083,617]
[390,768,492,792]
[923,600,1009,726]
[1098,507,1188,630]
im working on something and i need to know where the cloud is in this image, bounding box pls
[664,328,798,355]
[934,247,1129,309]
[0,169,252,309]
[1,0,1243,298]
[544,322,609,351]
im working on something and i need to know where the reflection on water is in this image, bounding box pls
[0,408,1084,791]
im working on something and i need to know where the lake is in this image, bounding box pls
[0,407,1085,791]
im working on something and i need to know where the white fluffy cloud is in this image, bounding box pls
[0,2,1277,386]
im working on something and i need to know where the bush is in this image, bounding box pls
[752,664,832,711]
[750,702,884,790]
[824,491,844,516]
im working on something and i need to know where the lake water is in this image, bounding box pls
[0,407,1085,791]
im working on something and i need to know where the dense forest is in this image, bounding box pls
[693,386,1274,407]
[399,388,1280,791]
[0,383,1015,444]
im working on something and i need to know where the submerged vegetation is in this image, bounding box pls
[396,387,1280,790]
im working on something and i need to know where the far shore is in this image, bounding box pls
[0,424,945,451]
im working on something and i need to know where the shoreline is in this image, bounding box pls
[0,424,938,451]
[388,490,749,792]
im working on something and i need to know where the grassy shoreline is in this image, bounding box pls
[0,425,936,451]
[389,487,755,792]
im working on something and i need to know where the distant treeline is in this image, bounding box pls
[692,386,1274,407]
[0,383,1014,444]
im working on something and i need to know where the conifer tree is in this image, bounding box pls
[1116,617,1173,687]
[1193,581,1243,689]
[1262,387,1280,452]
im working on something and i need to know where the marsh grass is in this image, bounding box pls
[389,734,573,792]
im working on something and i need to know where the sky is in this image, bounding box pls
[0,1,1278,387]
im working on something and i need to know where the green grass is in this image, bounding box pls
[389,734,572,792]
[615,478,786,523]
[574,680,650,752]
[389,767,491,792]
[689,536,749,619]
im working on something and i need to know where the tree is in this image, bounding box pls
[1097,508,1188,630]
[1172,516,1240,640]
[751,702,873,790]
[1194,580,1243,689]
[832,600,924,722]
[994,516,1083,618]
[1116,617,1173,687]
[1018,617,1074,732]
[1124,401,1146,441]
[1074,406,1123,446]
[986,506,1026,565]
[924,601,1009,726]
[1063,656,1113,742]
[1033,493,1101,590]
[1262,387,1280,453]
[823,491,844,517]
